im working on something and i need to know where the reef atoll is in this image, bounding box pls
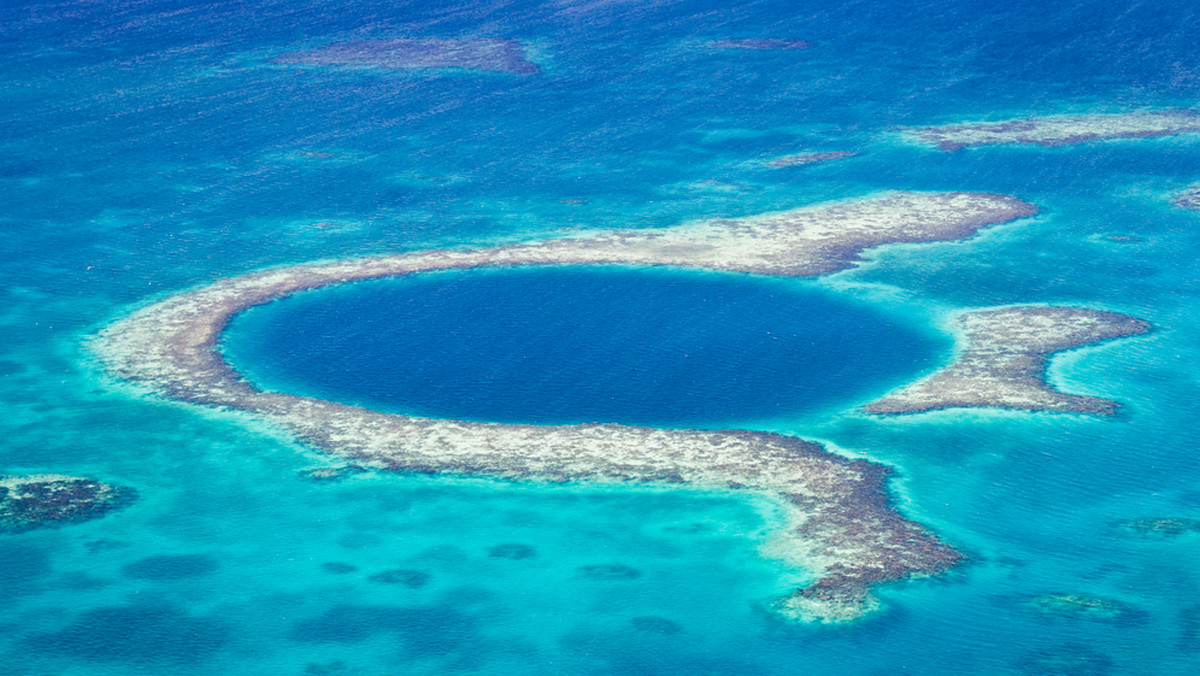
[907,110,1200,151]
[1,474,135,533]
[272,38,540,75]
[866,306,1149,416]
[91,191,1146,621]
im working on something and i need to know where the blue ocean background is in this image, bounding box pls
[3,0,1200,673]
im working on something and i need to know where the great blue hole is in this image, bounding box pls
[220,266,944,427]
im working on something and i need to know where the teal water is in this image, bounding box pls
[3,0,1200,673]
[221,266,944,427]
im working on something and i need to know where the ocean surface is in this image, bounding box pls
[3,0,1200,673]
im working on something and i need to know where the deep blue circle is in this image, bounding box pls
[222,266,944,427]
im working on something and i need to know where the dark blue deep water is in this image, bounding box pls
[223,267,942,426]
[4,0,1200,673]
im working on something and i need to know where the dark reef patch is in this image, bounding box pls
[1023,593,1144,624]
[369,568,431,588]
[121,554,218,581]
[1,475,136,533]
[1182,606,1200,651]
[487,543,536,559]
[578,564,642,580]
[322,561,358,574]
[28,603,229,665]
[290,604,476,652]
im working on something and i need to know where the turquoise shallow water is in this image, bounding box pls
[4,0,1200,673]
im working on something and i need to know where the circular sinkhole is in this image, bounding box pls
[220,265,945,427]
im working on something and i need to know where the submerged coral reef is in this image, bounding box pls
[866,306,1149,415]
[907,111,1200,151]
[1174,185,1200,211]
[1,474,135,533]
[1026,594,1140,621]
